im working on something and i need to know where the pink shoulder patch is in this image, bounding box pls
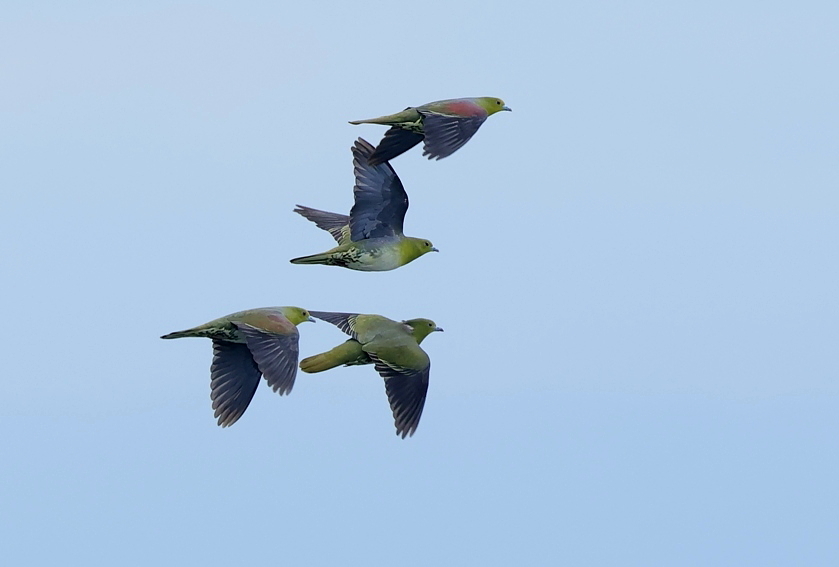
[265,313,293,332]
[443,99,486,117]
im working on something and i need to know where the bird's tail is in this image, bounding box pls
[300,340,366,373]
[160,328,199,340]
[289,252,332,265]
[348,108,418,126]
[349,116,398,125]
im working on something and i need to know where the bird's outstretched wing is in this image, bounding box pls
[367,127,424,166]
[309,311,362,340]
[369,353,430,438]
[293,205,351,245]
[210,341,262,427]
[420,112,487,160]
[233,322,300,396]
[349,138,409,241]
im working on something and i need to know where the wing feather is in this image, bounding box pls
[349,138,409,241]
[368,127,424,165]
[309,311,361,340]
[233,322,300,396]
[420,112,487,160]
[293,206,351,245]
[210,341,262,427]
[369,353,430,439]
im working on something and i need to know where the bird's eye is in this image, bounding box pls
[497,100,501,105]
[425,241,430,246]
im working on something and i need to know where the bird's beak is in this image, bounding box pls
[307,316,317,323]
[431,247,439,252]
[434,326,444,332]
[501,105,512,112]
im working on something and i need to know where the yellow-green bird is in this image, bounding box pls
[160,307,315,427]
[300,311,443,438]
[290,137,437,271]
[349,97,511,165]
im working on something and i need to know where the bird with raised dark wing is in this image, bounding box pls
[349,97,511,165]
[290,138,437,271]
[161,307,315,427]
[300,311,443,438]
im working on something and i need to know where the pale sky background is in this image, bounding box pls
[2,1,838,565]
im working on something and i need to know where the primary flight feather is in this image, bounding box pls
[161,306,315,427]
[300,311,443,438]
[349,97,511,165]
[290,138,437,271]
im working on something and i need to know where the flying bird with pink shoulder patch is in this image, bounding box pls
[349,97,511,165]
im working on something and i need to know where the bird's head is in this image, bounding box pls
[403,318,444,343]
[477,97,512,115]
[281,306,316,326]
[402,237,439,262]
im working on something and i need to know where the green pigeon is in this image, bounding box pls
[160,306,315,427]
[300,311,443,438]
[290,137,437,271]
[349,97,511,165]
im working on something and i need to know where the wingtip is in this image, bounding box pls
[269,383,293,396]
[307,310,333,322]
[216,414,239,428]
[396,427,415,439]
[352,136,375,152]
[352,137,382,166]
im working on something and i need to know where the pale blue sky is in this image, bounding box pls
[2,2,837,565]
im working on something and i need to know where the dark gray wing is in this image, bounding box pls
[210,340,262,427]
[233,322,299,396]
[369,354,430,439]
[420,112,487,160]
[348,138,409,241]
[368,127,424,166]
[293,205,351,245]
[308,311,360,340]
